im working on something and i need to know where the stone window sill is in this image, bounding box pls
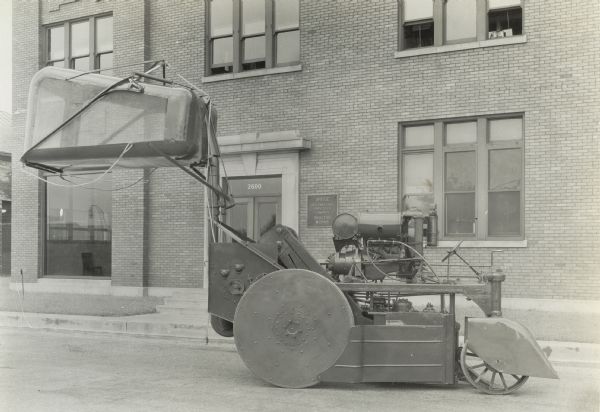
[394,35,527,59]
[201,65,302,83]
[430,239,527,248]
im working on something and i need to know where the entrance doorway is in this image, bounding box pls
[227,176,281,240]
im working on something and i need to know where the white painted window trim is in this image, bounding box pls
[394,35,526,59]
[202,65,302,83]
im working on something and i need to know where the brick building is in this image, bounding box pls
[0,112,11,275]
[9,0,600,300]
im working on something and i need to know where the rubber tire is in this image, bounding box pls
[210,315,234,337]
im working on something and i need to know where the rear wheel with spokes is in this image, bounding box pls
[460,343,529,395]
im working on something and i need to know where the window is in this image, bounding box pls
[488,0,522,38]
[399,0,523,50]
[401,125,434,214]
[401,0,434,49]
[45,174,112,276]
[0,154,10,202]
[400,115,524,240]
[0,154,11,275]
[445,0,477,43]
[444,122,477,235]
[46,15,113,74]
[208,0,300,75]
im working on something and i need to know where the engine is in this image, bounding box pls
[326,212,426,283]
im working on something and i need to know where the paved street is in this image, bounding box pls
[0,327,598,412]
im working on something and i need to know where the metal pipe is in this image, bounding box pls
[132,71,174,85]
[484,270,506,317]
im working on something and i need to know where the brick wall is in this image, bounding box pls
[200,0,600,299]
[0,120,10,275]
[11,0,207,289]
[11,0,41,283]
[144,0,206,288]
[11,0,600,298]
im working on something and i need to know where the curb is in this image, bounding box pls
[0,311,234,345]
[2,311,599,367]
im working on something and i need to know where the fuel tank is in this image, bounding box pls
[332,212,404,240]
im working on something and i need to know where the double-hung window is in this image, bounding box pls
[444,121,478,236]
[208,0,300,75]
[46,15,113,73]
[487,0,523,38]
[401,125,434,215]
[401,0,434,49]
[399,0,523,50]
[400,115,524,240]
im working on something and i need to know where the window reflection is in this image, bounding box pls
[274,0,299,30]
[49,26,65,61]
[211,0,233,36]
[71,21,89,56]
[243,35,266,62]
[73,56,89,71]
[99,52,113,75]
[95,16,113,53]
[446,122,477,145]
[46,174,112,276]
[276,30,299,64]
[212,37,234,66]
[445,0,477,42]
[242,0,265,35]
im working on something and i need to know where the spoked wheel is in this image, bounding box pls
[460,342,529,395]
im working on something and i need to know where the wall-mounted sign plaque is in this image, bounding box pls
[307,194,338,227]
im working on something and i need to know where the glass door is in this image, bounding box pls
[254,196,281,239]
[228,197,252,238]
[227,176,282,241]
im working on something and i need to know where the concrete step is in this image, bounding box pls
[170,289,208,298]
[162,296,208,306]
[158,288,209,315]
[156,306,206,316]
[0,311,234,343]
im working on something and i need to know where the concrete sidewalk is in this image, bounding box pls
[2,276,599,366]
[0,309,234,344]
[1,309,599,368]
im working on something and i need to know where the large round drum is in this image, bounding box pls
[233,269,354,388]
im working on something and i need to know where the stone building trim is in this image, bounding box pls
[201,65,302,83]
[435,240,527,248]
[394,35,527,59]
[216,130,310,234]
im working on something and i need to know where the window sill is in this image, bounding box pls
[201,64,302,83]
[394,35,527,59]
[42,275,111,280]
[430,239,527,248]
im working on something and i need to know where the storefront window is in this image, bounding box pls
[0,154,11,275]
[45,174,112,276]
